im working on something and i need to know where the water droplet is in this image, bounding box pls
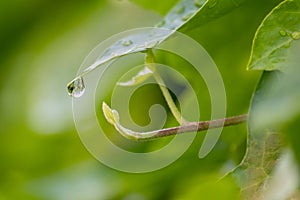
[279,30,287,36]
[122,40,133,46]
[156,20,165,28]
[67,76,85,98]
[111,52,118,57]
[291,31,300,40]
[194,0,203,8]
[208,0,217,8]
[182,12,193,21]
[176,6,185,14]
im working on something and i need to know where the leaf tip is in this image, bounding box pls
[102,102,119,125]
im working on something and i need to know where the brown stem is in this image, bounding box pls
[137,114,248,140]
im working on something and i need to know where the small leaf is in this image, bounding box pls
[102,102,158,140]
[247,0,300,70]
[117,67,154,86]
[102,102,119,125]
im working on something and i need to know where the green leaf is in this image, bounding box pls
[247,0,300,71]
[232,37,300,196]
[77,0,249,78]
[234,48,300,197]
[232,7,300,196]
[231,72,283,199]
[249,41,300,166]
[180,0,248,32]
[251,50,300,130]
[102,101,119,125]
[130,0,180,15]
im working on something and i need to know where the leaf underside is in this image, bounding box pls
[79,0,248,77]
[232,72,283,200]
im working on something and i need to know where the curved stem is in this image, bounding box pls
[103,102,247,141]
[146,49,186,124]
[103,50,248,141]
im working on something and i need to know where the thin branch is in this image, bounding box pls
[103,102,248,141]
[137,114,248,141]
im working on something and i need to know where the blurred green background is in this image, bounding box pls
[0,0,282,199]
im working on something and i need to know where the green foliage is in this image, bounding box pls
[100,0,300,198]
[233,0,300,198]
[2,0,300,199]
[247,0,300,70]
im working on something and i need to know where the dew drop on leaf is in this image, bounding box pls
[194,0,202,8]
[111,52,117,57]
[279,30,287,36]
[291,31,300,40]
[67,76,85,98]
[122,40,133,46]
[176,6,185,14]
[155,20,165,28]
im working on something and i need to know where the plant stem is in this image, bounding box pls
[136,114,248,141]
[146,49,186,124]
